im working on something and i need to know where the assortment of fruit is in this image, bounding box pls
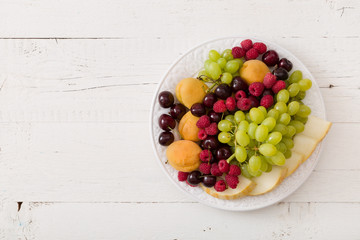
[156,39,331,200]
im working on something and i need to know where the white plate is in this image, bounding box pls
[149,37,326,211]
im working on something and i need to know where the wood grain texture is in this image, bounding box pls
[6,202,360,240]
[0,0,359,239]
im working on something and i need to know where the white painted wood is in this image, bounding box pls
[0,0,359,238]
[0,122,359,202]
[0,0,359,38]
[7,202,360,239]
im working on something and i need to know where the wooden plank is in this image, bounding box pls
[0,0,358,38]
[0,38,359,123]
[5,202,359,239]
[0,122,358,202]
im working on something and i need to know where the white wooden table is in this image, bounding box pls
[0,0,359,239]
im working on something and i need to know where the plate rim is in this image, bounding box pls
[149,36,327,211]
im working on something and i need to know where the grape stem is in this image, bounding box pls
[226,153,236,163]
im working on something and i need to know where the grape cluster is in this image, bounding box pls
[216,70,312,178]
[198,49,243,87]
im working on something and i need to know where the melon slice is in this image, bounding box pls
[292,134,318,162]
[201,175,256,200]
[300,115,332,142]
[247,166,287,196]
[283,151,304,177]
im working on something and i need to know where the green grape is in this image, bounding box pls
[288,83,300,97]
[238,120,249,132]
[205,62,222,80]
[204,59,212,69]
[248,139,257,148]
[297,91,306,100]
[288,101,300,116]
[270,151,286,166]
[222,49,234,61]
[217,58,227,69]
[274,102,288,114]
[288,70,303,84]
[224,60,240,74]
[296,105,311,118]
[235,130,250,147]
[267,109,280,120]
[263,155,275,165]
[255,125,269,142]
[234,111,245,123]
[293,115,308,124]
[298,79,312,91]
[241,164,252,178]
[282,137,294,149]
[247,164,262,177]
[232,72,240,77]
[248,122,258,139]
[289,120,305,133]
[278,113,291,125]
[247,149,255,158]
[284,125,296,138]
[232,58,243,68]
[209,50,221,61]
[265,163,272,172]
[235,146,247,163]
[284,149,292,159]
[225,115,235,124]
[228,138,235,147]
[259,143,277,156]
[218,120,233,132]
[276,89,290,103]
[262,117,276,131]
[221,72,233,85]
[258,106,267,116]
[218,132,231,143]
[266,132,282,145]
[260,156,268,172]
[245,113,252,122]
[249,108,265,124]
[276,142,287,153]
[249,155,262,173]
[273,123,288,135]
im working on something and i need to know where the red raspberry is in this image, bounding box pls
[241,39,253,51]
[225,175,239,189]
[248,95,260,108]
[237,98,251,111]
[245,48,259,60]
[260,95,274,109]
[200,149,212,162]
[178,171,189,182]
[199,163,211,174]
[205,122,218,135]
[253,42,267,54]
[196,115,211,129]
[249,82,265,97]
[213,100,227,113]
[232,47,245,58]
[225,97,236,111]
[211,163,222,176]
[235,90,247,101]
[218,160,230,173]
[263,72,277,89]
[198,128,207,140]
[272,80,286,94]
[214,180,227,192]
[228,165,241,176]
